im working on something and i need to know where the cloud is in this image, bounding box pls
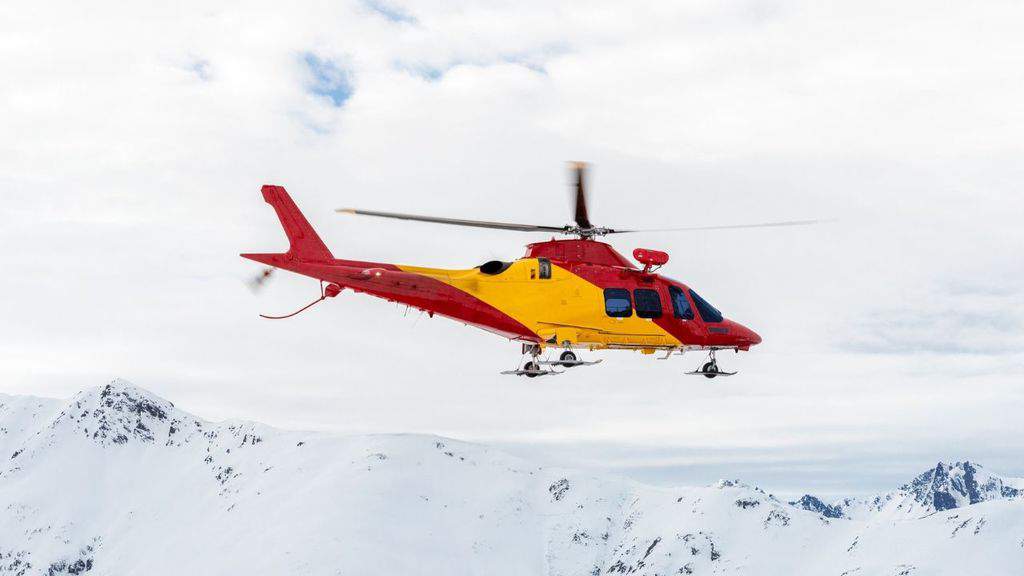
[496,439,1024,499]
[839,286,1024,356]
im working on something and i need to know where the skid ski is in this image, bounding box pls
[500,368,562,377]
[684,370,737,377]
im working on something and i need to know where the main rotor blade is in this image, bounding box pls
[336,208,568,233]
[570,161,593,229]
[608,219,826,233]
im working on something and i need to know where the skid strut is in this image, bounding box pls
[685,349,737,378]
[501,344,601,377]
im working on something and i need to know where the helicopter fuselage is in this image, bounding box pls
[243,186,761,354]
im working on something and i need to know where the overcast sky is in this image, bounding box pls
[2,0,1023,498]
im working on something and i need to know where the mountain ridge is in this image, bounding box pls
[1,379,1022,576]
[789,460,1024,520]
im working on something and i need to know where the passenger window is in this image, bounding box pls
[538,258,552,279]
[668,285,694,320]
[633,288,662,319]
[603,288,632,318]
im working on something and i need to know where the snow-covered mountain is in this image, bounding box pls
[2,380,1023,576]
[790,461,1024,521]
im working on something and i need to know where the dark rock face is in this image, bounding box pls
[549,478,570,502]
[763,509,791,528]
[0,540,99,576]
[932,491,957,511]
[76,384,170,445]
[734,498,760,509]
[789,495,845,519]
[99,384,169,420]
[903,461,1020,512]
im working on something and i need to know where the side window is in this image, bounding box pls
[538,258,552,279]
[633,288,662,319]
[668,285,694,320]
[603,288,632,318]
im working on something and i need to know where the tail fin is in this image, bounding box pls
[245,185,334,262]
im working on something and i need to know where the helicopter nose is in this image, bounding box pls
[728,320,762,348]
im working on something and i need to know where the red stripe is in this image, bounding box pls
[306,262,539,341]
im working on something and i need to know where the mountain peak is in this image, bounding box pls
[903,460,1019,512]
[791,460,1022,520]
[789,494,845,519]
[74,378,174,412]
[929,460,980,476]
[57,379,194,446]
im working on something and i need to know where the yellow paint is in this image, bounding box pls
[398,259,681,349]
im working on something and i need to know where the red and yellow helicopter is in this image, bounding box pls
[243,163,817,377]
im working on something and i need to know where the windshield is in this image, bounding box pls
[689,290,723,323]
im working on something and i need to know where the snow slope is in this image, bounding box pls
[1,380,1022,575]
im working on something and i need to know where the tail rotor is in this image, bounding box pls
[246,267,276,293]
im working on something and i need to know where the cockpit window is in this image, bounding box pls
[689,290,723,323]
[603,288,632,318]
[668,285,693,320]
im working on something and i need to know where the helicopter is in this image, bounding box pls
[242,163,818,377]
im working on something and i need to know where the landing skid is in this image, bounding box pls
[685,369,737,377]
[502,347,600,377]
[500,367,562,377]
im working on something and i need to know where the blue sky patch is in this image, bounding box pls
[397,43,571,82]
[363,0,417,24]
[184,55,211,81]
[302,52,353,107]
[401,63,446,82]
